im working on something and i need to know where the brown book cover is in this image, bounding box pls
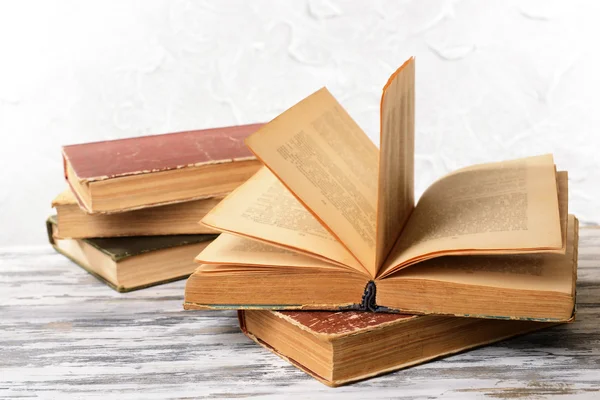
[62,123,263,213]
[239,310,558,387]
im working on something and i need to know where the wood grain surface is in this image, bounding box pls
[1,230,599,399]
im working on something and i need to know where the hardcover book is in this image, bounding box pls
[184,58,578,321]
[239,310,557,386]
[47,216,218,292]
[52,189,221,238]
[62,123,263,214]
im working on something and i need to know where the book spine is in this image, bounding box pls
[237,310,248,333]
[46,217,56,245]
[62,151,68,182]
[339,280,399,313]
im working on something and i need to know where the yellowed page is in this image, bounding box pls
[246,88,379,276]
[196,233,347,271]
[387,214,577,295]
[380,154,562,278]
[395,169,567,258]
[375,57,416,268]
[201,167,366,274]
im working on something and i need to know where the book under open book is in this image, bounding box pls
[184,57,578,321]
[240,310,557,386]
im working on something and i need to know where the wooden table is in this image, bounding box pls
[2,230,599,399]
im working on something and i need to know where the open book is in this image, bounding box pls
[184,58,578,321]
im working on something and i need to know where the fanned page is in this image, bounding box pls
[245,88,380,276]
[379,154,563,278]
[375,57,415,268]
[200,167,365,273]
[196,233,347,271]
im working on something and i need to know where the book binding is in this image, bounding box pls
[340,280,396,313]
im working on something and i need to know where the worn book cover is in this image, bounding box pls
[62,123,263,213]
[239,310,558,386]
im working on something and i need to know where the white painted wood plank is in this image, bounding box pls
[1,230,599,399]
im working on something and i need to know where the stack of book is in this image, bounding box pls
[48,57,579,387]
[48,124,263,292]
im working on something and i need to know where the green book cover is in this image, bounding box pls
[47,215,218,292]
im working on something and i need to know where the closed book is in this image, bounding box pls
[62,123,263,214]
[47,216,217,292]
[52,189,221,238]
[239,310,557,387]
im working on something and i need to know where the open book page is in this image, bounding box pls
[379,154,563,278]
[385,169,567,260]
[386,214,577,295]
[196,233,349,272]
[245,88,379,276]
[375,57,416,269]
[201,167,366,273]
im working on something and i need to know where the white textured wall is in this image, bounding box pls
[1,0,598,246]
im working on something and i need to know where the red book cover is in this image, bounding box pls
[63,123,264,182]
[273,310,415,335]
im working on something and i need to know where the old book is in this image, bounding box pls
[239,310,557,387]
[184,58,578,322]
[62,123,263,214]
[46,216,218,292]
[52,189,221,238]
